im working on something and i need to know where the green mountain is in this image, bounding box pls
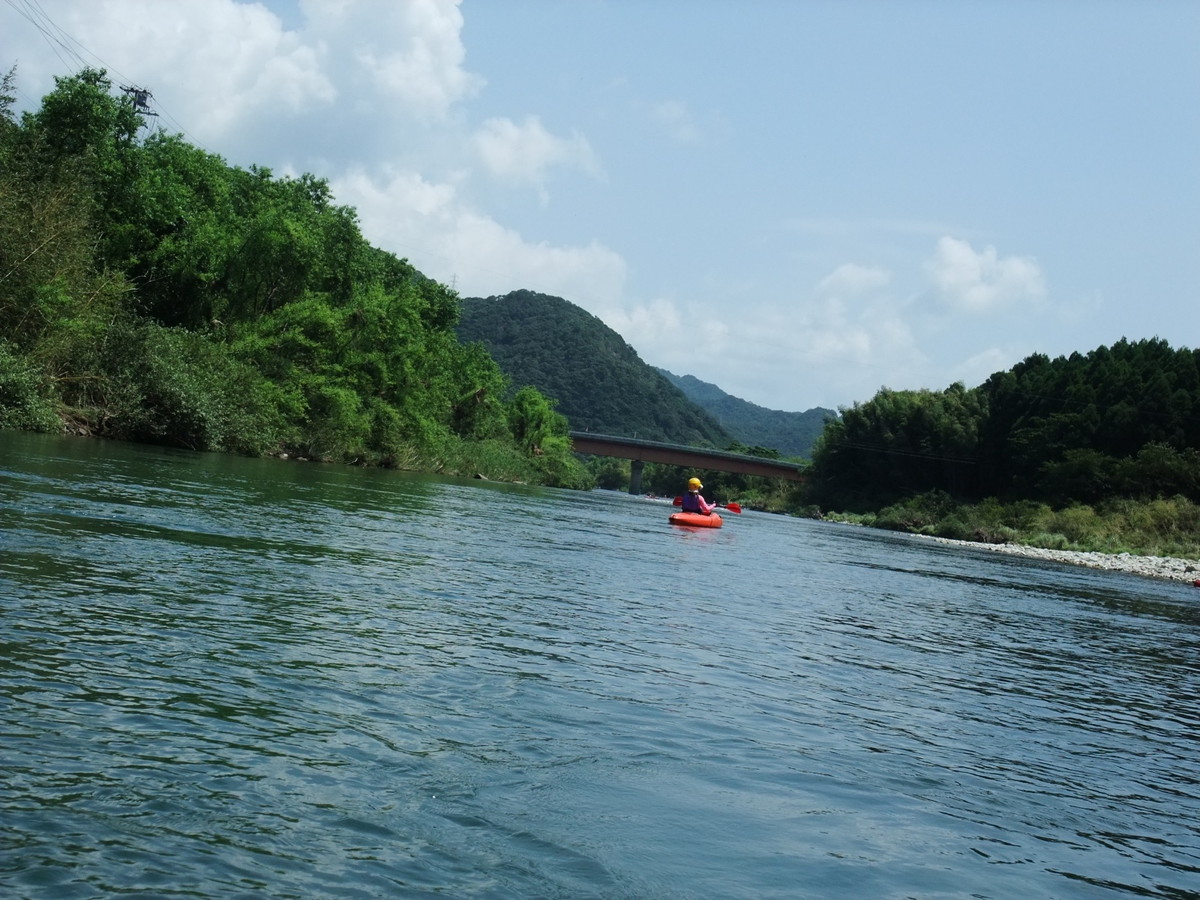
[458,290,732,445]
[657,370,838,460]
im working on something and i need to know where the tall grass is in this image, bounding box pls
[827,491,1200,559]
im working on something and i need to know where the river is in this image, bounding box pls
[2,432,1198,899]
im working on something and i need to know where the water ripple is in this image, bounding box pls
[2,434,1199,898]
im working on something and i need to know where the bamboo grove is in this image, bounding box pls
[807,341,1200,512]
[0,67,588,487]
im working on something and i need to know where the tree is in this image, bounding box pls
[0,68,129,363]
[507,386,567,455]
[807,383,985,511]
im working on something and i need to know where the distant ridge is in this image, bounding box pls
[657,369,837,460]
[458,290,731,446]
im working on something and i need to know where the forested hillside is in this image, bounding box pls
[657,369,836,459]
[0,67,586,487]
[458,290,732,445]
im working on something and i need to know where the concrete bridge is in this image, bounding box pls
[569,431,806,494]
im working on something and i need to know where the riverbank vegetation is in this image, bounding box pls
[0,67,588,488]
[588,339,1200,559]
[798,341,1200,558]
[832,491,1200,561]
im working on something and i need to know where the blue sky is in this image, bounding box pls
[3,0,1196,412]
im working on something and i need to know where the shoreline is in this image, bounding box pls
[926,535,1200,585]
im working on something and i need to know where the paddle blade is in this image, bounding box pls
[725,502,742,514]
[673,496,683,506]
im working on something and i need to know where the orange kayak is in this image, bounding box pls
[669,511,723,528]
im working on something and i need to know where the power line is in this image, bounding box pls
[5,0,214,151]
[7,0,94,74]
[821,439,979,465]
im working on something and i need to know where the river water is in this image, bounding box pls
[2,432,1198,899]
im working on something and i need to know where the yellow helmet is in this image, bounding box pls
[688,477,703,489]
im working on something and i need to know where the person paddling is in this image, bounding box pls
[680,477,717,515]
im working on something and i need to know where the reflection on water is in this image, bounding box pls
[2,432,1199,899]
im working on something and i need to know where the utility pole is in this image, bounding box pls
[120,84,158,119]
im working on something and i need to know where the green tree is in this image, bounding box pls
[21,68,147,268]
[807,383,984,511]
[978,339,1200,501]
[0,68,130,382]
[508,386,567,455]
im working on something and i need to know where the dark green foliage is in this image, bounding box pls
[806,338,1200,515]
[0,342,59,432]
[458,290,731,445]
[870,490,959,534]
[54,316,283,454]
[657,368,836,459]
[587,456,631,491]
[0,67,567,484]
[807,383,985,512]
[977,338,1200,499]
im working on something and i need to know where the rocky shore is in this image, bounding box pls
[928,536,1200,585]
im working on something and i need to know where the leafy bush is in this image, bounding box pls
[587,456,630,491]
[1049,505,1101,546]
[1027,531,1071,551]
[299,381,370,462]
[0,344,59,432]
[873,490,957,534]
[84,319,283,454]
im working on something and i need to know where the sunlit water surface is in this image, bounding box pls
[2,433,1198,899]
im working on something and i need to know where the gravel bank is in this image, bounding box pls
[928,536,1200,585]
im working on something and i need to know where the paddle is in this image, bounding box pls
[672,496,742,514]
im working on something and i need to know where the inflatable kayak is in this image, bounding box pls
[669,511,723,528]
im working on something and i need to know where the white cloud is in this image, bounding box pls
[817,263,891,297]
[326,0,483,117]
[3,1,327,142]
[625,270,931,411]
[611,297,684,340]
[333,167,625,302]
[949,347,1015,388]
[926,236,1046,312]
[6,0,484,167]
[472,115,601,189]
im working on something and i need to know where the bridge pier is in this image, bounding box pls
[629,459,644,495]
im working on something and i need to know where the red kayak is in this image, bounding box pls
[669,511,723,528]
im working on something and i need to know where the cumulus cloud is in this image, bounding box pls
[326,0,484,117]
[333,167,625,303]
[8,0,334,140]
[7,0,485,169]
[926,236,1045,312]
[609,297,684,340]
[629,267,929,411]
[472,115,601,188]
